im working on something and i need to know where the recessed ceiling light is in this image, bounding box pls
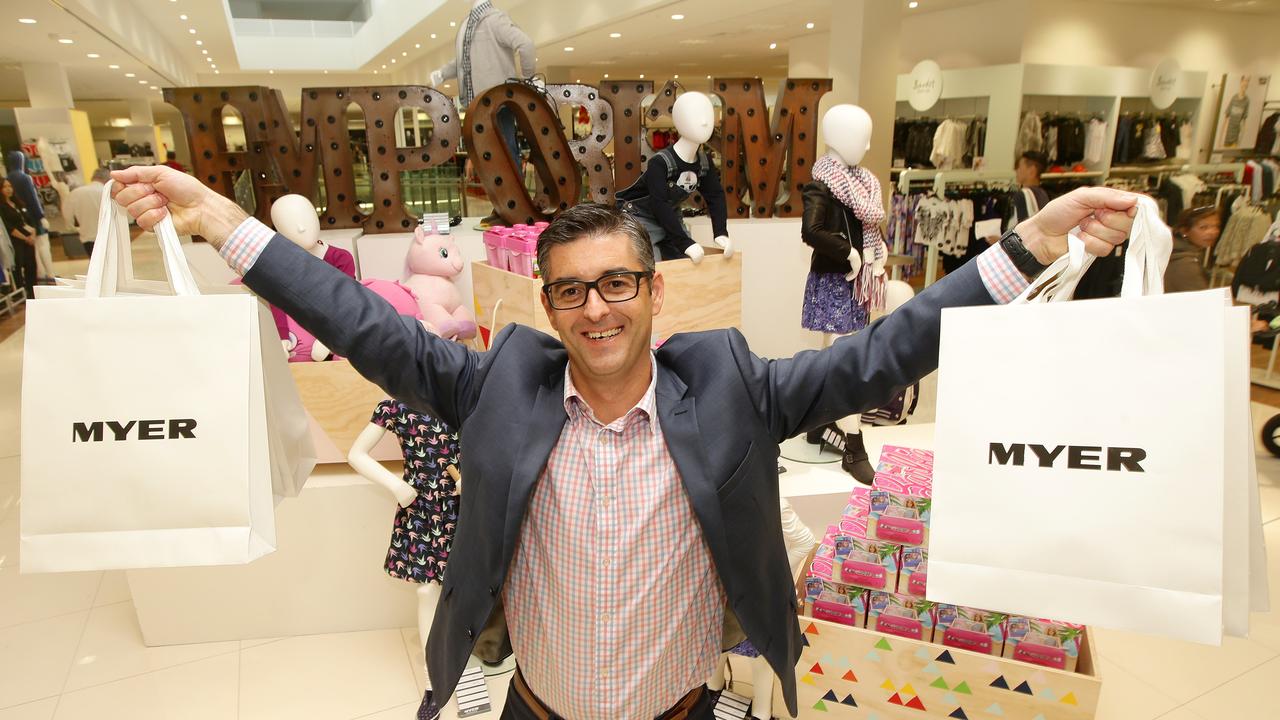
[806,22,814,29]
[610,32,621,38]
[391,58,396,63]
[671,14,684,20]
[564,46,574,51]
[381,64,386,69]
[138,80,147,84]
[108,64,119,69]
[86,53,99,58]
[430,33,437,39]
[769,42,777,49]
[202,49,207,54]
[195,40,202,45]
[268,70,274,74]
[576,78,581,82]
[639,73,645,78]
[603,73,609,78]
[323,70,329,74]
[449,21,456,27]
[150,85,158,90]
[214,70,219,74]
[58,38,74,44]
[908,1,919,7]
[210,64,216,69]
[673,74,679,79]
[414,43,420,48]
[18,18,36,24]
[706,74,711,79]
[373,69,378,74]
[179,14,188,20]
[125,72,136,77]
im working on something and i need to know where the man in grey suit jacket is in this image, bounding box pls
[111,166,1136,720]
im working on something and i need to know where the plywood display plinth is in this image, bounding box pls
[777,615,1101,720]
[471,247,742,338]
[289,360,401,463]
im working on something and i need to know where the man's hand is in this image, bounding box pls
[110,166,247,250]
[1018,187,1141,264]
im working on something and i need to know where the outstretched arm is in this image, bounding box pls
[110,166,484,427]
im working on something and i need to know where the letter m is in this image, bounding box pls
[72,422,103,443]
[988,443,1025,466]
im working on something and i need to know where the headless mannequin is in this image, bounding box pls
[670,92,733,263]
[430,0,495,88]
[707,498,818,719]
[270,195,356,361]
[347,408,461,685]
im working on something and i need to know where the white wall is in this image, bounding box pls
[898,0,1027,73]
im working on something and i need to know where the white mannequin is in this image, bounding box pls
[430,0,489,87]
[708,498,818,719]
[671,91,734,264]
[820,105,875,280]
[347,416,461,682]
[270,195,342,361]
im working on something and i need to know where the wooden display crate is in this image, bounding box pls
[775,614,1101,720]
[471,246,742,338]
[289,360,392,463]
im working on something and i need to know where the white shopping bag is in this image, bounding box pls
[20,183,287,572]
[930,197,1267,645]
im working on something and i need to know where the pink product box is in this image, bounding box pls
[832,533,900,592]
[843,486,871,518]
[868,472,931,546]
[934,606,1007,657]
[897,545,928,598]
[803,576,869,628]
[506,231,539,278]
[483,227,512,270]
[1003,617,1084,672]
[867,592,937,643]
[877,445,934,474]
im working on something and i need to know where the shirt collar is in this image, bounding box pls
[563,354,659,434]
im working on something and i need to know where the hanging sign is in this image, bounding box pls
[1150,58,1181,110]
[908,60,943,112]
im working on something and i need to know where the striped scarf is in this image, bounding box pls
[812,154,887,311]
[459,1,493,108]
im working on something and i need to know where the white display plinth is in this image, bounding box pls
[128,464,419,646]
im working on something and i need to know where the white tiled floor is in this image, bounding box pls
[0,244,1277,717]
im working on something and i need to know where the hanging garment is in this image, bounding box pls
[1142,122,1168,160]
[929,119,968,170]
[1217,206,1273,266]
[1016,112,1043,156]
[1176,120,1194,159]
[963,118,987,168]
[811,155,887,313]
[1044,125,1059,163]
[1169,174,1208,214]
[1083,119,1108,165]
[913,195,952,250]
[1160,118,1181,158]
[1261,113,1280,155]
[1232,230,1280,300]
[1054,117,1086,164]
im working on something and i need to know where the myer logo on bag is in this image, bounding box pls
[72,419,198,443]
[988,443,1146,472]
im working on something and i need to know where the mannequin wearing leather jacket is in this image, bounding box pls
[801,181,864,276]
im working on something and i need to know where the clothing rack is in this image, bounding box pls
[924,170,1018,287]
[1183,163,1246,184]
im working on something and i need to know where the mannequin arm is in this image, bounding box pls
[699,161,731,239]
[311,339,333,362]
[493,14,536,78]
[436,59,458,83]
[348,422,418,508]
[643,162,695,253]
[801,182,859,262]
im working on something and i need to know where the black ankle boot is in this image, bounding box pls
[842,432,876,485]
[805,427,824,444]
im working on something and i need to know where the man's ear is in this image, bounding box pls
[540,290,560,333]
[650,271,665,316]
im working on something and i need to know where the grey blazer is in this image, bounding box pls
[241,237,998,716]
[438,5,535,99]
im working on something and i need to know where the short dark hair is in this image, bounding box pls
[1018,151,1047,176]
[1174,205,1219,233]
[536,203,655,280]
[167,150,177,160]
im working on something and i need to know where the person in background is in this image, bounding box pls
[5,150,53,283]
[0,178,38,298]
[68,168,111,255]
[1164,205,1221,293]
[986,151,1050,246]
[161,151,186,173]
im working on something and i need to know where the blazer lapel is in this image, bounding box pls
[656,367,731,569]
[502,371,568,566]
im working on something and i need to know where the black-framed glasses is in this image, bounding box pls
[541,270,653,310]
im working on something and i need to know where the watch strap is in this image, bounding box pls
[1000,229,1048,278]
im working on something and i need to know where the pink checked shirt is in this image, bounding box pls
[502,358,725,720]
[218,217,1030,720]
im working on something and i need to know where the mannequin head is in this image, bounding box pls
[672,92,715,145]
[270,195,321,251]
[821,104,873,166]
[883,280,915,313]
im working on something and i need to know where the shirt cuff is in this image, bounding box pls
[218,216,275,276]
[975,242,1031,305]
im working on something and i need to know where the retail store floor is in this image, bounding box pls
[1,235,1279,719]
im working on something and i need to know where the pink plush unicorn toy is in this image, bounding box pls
[402,212,477,341]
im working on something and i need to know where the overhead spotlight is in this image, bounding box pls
[202,49,207,54]
[673,74,679,79]
[188,28,196,34]
[564,46,574,51]
[214,70,219,74]
[430,33,437,39]
[125,72,136,77]
[179,14,188,20]
[603,73,609,78]
[323,70,329,74]
[18,18,36,24]
[908,1,919,7]
[609,32,621,38]
[86,53,99,58]
[769,42,777,49]
[195,40,202,45]
[138,80,147,85]
[414,43,420,48]
[210,64,216,69]
[381,64,387,69]
[391,58,396,63]
[671,14,684,20]
[401,51,407,56]
[150,86,158,90]
[806,22,815,29]
[108,64,119,69]
[58,38,74,44]
[268,70,274,74]
[639,73,645,78]
[449,21,456,26]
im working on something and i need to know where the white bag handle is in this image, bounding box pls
[84,180,200,299]
[1013,195,1171,305]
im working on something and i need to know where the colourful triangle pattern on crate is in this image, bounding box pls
[881,679,896,692]
[802,634,810,648]
[948,708,969,720]
[887,693,904,706]
[916,647,934,660]
[923,662,942,675]
[1060,692,1078,706]
[989,676,1009,690]
[865,650,882,663]
[905,696,927,711]
[812,700,828,712]
[822,690,838,702]
[936,650,956,664]
[930,677,949,690]
[841,694,857,707]
[984,703,1004,716]
[875,637,894,651]
[1013,681,1033,696]
[953,681,972,695]
[842,670,858,682]
[801,674,816,686]
[902,684,916,696]
[1038,687,1057,701]
[943,692,959,705]
[805,622,819,634]
[811,663,824,675]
